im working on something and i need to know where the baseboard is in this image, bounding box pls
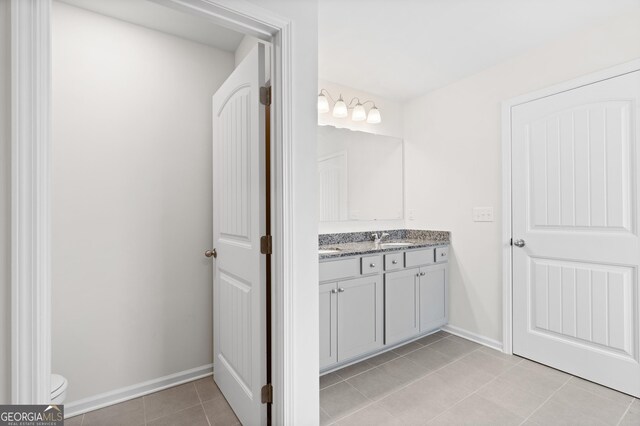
[442,324,503,352]
[64,363,214,419]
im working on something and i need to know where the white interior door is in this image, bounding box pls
[212,44,266,425]
[512,70,640,397]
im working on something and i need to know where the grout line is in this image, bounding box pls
[323,345,485,424]
[615,400,634,426]
[519,376,571,425]
[142,395,147,426]
[79,414,84,426]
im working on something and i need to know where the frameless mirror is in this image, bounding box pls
[318,125,404,222]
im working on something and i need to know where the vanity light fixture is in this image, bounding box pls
[317,89,382,124]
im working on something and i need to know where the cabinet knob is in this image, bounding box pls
[392,260,398,264]
[441,252,446,256]
[331,289,338,294]
[338,288,345,293]
[416,273,420,277]
[369,263,376,268]
[205,249,217,258]
[420,272,426,276]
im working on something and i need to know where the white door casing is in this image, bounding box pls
[511,70,640,397]
[213,44,266,425]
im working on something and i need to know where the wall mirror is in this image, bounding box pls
[318,125,404,222]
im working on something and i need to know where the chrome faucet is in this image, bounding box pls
[372,232,390,244]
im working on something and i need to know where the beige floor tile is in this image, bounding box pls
[346,365,406,401]
[567,376,634,406]
[379,372,471,422]
[619,409,640,426]
[202,396,240,426]
[517,358,571,382]
[416,331,450,347]
[320,408,333,426]
[551,383,629,425]
[82,398,145,426]
[194,376,223,402]
[335,402,403,426]
[320,381,369,420]
[366,350,399,367]
[63,415,83,426]
[434,358,496,392]
[147,404,209,426]
[528,399,606,425]
[377,356,429,383]
[497,362,569,399]
[144,383,201,421]
[428,336,479,359]
[404,346,454,371]
[459,349,519,376]
[630,399,640,413]
[476,376,549,418]
[391,341,423,356]
[477,346,522,363]
[335,360,374,380]
[428,394,523,426]
[320,372,343,389]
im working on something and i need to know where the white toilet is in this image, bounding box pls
[50,374,68,404]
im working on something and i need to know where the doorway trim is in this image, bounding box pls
[501,58,640,355]
[11,0,296,423]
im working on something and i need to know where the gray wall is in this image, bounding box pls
[0,0,11,405]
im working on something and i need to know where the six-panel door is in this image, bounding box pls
[385,268,420,345]
[337,275,384,361]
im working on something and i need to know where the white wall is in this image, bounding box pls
[51,2,234,402]
[318,79,403,139]
[403,7,640,343]
[0,0,11,404]
[242,0,319,423]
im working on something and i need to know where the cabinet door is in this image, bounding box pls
[385,268,420,345]
[337,275,384,361]
[319,282,338,369]
[419,263,448,332]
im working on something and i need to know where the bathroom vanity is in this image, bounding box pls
[319,230,450,372]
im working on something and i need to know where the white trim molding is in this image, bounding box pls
[442,325,503,352]
[11,0,52,405]
[64,364,214,419]
[501,58,640,356]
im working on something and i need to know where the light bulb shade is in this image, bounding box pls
[332,98,348,118]
[317,94,330,113]
[351,103,366,121]
[366,106,382,124]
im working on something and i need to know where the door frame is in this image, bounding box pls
[501,58,640,355]
[10,0,296,422]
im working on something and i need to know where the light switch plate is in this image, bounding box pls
[473,207,494,222]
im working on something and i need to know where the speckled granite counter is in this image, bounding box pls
[319,229,450,260]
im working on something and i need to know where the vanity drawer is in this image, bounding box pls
[320,258,360,282]
[405,248,435,268]
[361,255,382,275]
[435,247,449,262]
[384,253,404,271]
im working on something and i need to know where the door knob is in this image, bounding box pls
[205,249,217,258]
[513,239,525,248]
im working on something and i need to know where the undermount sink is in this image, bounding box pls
[379,242,414,248]
[319,248,341,254]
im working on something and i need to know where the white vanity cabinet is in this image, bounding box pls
[320,246,448,372]
[319,258,384,369]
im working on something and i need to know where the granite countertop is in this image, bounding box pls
[319,229,450,260]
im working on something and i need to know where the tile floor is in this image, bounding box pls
[320,331,640,425]
[64,377,239,426]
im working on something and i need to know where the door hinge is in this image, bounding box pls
[261,383,273,404]
[260,86,272,106]
[260,235,272,255]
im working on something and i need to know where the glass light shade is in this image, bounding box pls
[317,94,330,113]
[366,106,382,124]
[351,103,366,121]
[332,97,348,118]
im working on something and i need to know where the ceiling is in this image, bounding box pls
[319,0,640,100]
[58,0,244,52]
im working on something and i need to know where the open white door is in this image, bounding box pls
[511,70,640,397]
[212,44,267,425]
